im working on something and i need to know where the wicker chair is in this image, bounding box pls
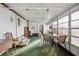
[58,35,67,48]
[5,32,13,41]
[41,34,54,54]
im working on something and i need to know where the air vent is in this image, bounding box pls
[46,9,49,12]
[26,8,29,11]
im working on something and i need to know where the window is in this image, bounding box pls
[59,16,68,24]
[71,37,79,47]
[58,18,63,24]
[71,20,79,28]
[71,11,79,21]
[71,11,79,47]
[63,23,68,28]
[53,21,57,34]
[71,29,79,37]
[52,10,79,52]
[62,16,68,23]
[53,21,57,26]
[58,16,68,42]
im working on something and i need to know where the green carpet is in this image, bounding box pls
[2,37,42,56]
[1,37,73,56]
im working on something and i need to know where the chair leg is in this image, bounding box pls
[64,43,66,49]
[64,43,68,55]
[56,43,59,51]
[6,49,9,56]
[42,40,44,48]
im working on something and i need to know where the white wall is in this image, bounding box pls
[29,22,39,33]
[0,7,27,39]
[0,7,16,39]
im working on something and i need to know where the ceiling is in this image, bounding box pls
[2,3,77,24]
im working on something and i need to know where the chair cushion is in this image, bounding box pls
[58,35,67,43]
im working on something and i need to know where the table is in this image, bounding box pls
[0,40,13,55]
